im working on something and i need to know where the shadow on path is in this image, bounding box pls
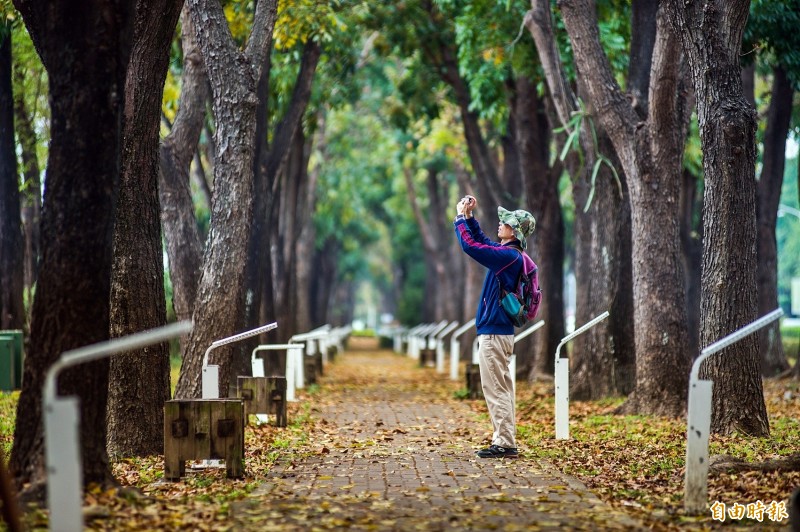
[232,337,644,530]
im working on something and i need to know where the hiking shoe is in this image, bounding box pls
[476,444,518,458]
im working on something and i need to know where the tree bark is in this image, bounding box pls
[550,0,691,415]
[525,1,636,397]
[756,67,793,376]
[514,76,565,379]
[245,39,320,351]
[107,0,182,458]
[174,0,278,399]
[13,67,41,313]
[9,0,135,492]
[665,0,768,435]
[159,6,208,335]
[0,27,24,332]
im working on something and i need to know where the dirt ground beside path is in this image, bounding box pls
[230,337,645,531]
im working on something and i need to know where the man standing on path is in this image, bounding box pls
[453,195,536,459]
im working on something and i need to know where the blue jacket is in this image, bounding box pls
[454,215,525,335]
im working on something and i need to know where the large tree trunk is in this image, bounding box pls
[514,76,565,380]
[552,0,691,415]
[245,39,320,351]
[9,0,135,492]
[159,6,208,337]
[756,67,793,376]
[665,0,769,436]
[569,119,635,399]
[525,2,636,397]
[174,0,277,399]
[0,28,24,332]
[107,0,182,458]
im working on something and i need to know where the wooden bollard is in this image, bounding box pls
[466,363,483,399]
[304,357,318,385]
[419,348,436,368]
[237,376,287,427]
[163,399,244,480]
[314,351,323,378]
[327,345,337,363]
[268,376,287,427]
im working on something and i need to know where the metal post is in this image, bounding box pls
[201,322,278,399]
[43,321,192,532]
[449,319,475,381]
[554,311,610,440]
[684,308,783,514]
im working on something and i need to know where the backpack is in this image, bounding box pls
[498,251,542,327]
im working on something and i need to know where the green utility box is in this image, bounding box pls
[0,329,24,391]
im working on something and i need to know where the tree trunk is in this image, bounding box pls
[569,119,635,399]
[245,39,320,350]
[525,2,636,397]
[756,67,793,376]
[680,169,704,359]
[107,0,182,458]
[665,0,768,436]
[294,125,320,333]
[514,76,565,379]
[9,0,135,492]
[13,68,41,315]
[0,27,24,332]
[159,6,208,336]
[174,0,278,399]
[554,0,691,415]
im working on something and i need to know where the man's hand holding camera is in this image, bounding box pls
[456,195,476,219]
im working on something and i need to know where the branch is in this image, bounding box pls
[265,40,322,188]
[556,0,639,161]
[524,1,578,132]
[244,0,278,79]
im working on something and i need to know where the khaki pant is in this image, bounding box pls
[477,334,515,448]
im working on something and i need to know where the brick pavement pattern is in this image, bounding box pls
[232,339,644,530]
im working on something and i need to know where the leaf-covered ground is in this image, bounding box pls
[3,336,799,530]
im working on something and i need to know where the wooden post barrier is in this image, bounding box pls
[683,308,783,514]
[251,344,304,405]
[466,363,482,399]
[163,398,245,480]
[236,376,287,427]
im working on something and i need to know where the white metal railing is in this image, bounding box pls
[683,308,783,514]
[435,321,460,373]
[289,326,333,387]
[43,321,192,532]
[449,319,476,380]
[201,323,278,399]
[554,311,610,440]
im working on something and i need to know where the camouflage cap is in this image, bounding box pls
[498,206,536,249]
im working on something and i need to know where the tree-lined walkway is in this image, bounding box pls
[231,337,644,530]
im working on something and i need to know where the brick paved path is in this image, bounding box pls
[232,339,643,530]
